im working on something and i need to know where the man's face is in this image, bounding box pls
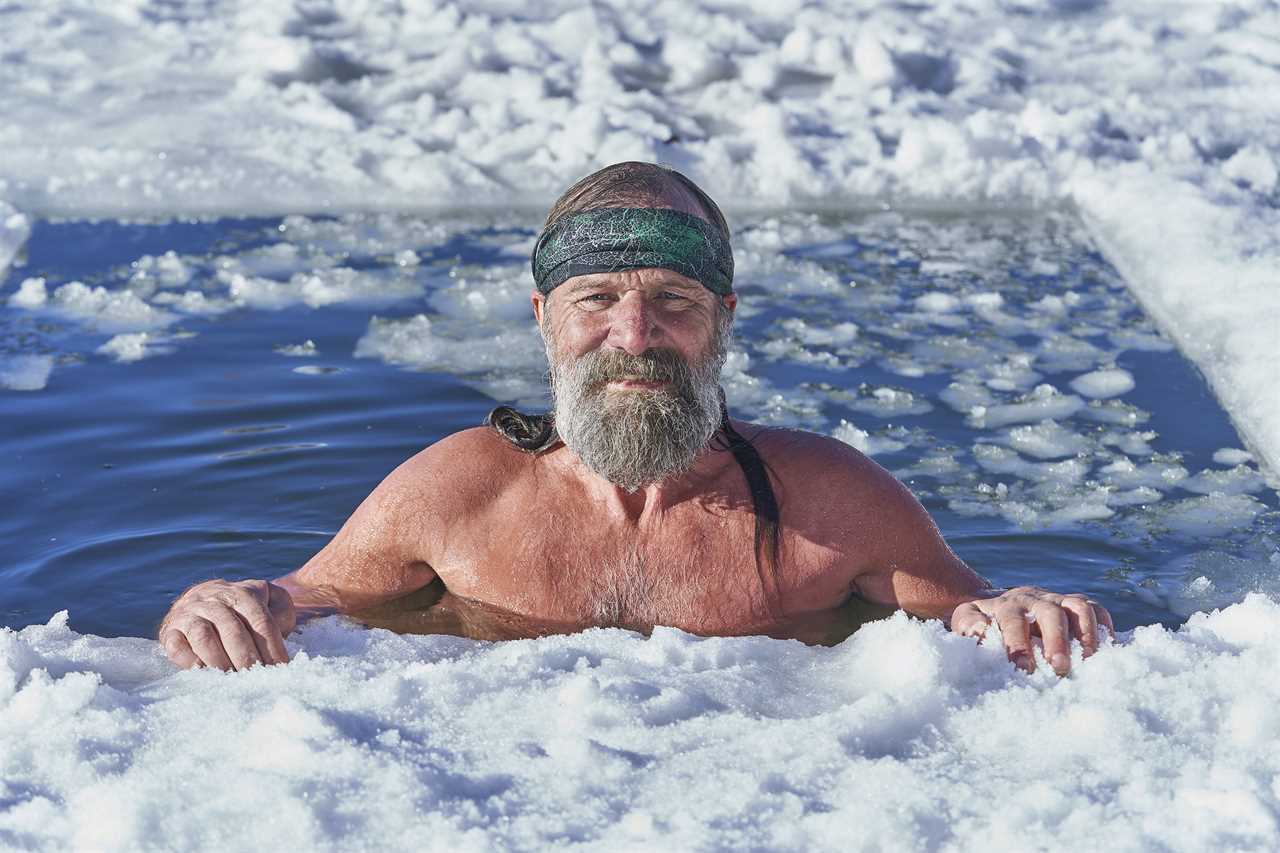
[534,268,736,491]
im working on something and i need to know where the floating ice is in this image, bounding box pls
[0,354,53,391]
[993,420,1090,460]
[275,340,319,358]
[1069,368,1136,399]
[969,385,1086,429]
[1213,448,1253,467]
[831,420,907,456]
[7,277,45,309]
[0,203,28,279]
[97,333,159,364]
[1099,458,1189,492]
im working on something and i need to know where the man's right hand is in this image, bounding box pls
[159,579,296,671]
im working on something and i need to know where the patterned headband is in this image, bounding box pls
[531,207,734,296]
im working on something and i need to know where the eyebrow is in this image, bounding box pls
[565,275,701,294]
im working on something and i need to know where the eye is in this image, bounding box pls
[657,291,686,300]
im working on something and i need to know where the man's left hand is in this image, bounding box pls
[950,586,1115,676]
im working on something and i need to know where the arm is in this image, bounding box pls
[790,434,1113,675]
[159,442,450,671]
[853,470,1114,674]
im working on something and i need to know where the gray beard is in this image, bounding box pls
[545,320,730,492]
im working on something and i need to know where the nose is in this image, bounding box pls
[606,292,660,356]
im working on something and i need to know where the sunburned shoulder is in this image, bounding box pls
[380,425,536,511]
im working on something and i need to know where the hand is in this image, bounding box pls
[950,586,1115,676]
[159,579,296,671]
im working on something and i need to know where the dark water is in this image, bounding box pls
[1,212,1275,638]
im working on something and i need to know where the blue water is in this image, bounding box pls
[1,212,1275,638]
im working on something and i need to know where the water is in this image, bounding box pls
[1,211,1275,639]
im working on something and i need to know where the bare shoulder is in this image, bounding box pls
[736,423,907,508]
[384,425,536,512]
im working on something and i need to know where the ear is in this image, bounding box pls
[721,293,738,315]
[531,291,547,328]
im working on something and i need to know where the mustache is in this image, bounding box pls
[569,348,693,390]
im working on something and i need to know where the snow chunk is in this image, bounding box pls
[0,202,29,279]
[8,277,46,308]
[1069,368,1135,399]
[0,354,54,391]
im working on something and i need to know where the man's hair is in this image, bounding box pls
[543,161,731,245]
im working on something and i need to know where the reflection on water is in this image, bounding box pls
[350,580,898,646]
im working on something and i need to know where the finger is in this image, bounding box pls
[1095,603,1116,640]
[159,628,201,669]
[1032,601,1072,676]
[199,607,263,671]
[1060,596,1099,657]
[950,602,993,641]
[993,604,1035,673]
[268,582,297,635]
[182,617,235,671]
[231,588,289,665]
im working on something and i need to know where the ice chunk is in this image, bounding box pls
[1069,368,1135,399]
[275,340,319,357]
[0,202,29,278]
[832,420,907,455]
[968,385,1085,429]
[8,277,46,308]
[993,420,1091,460]
[1213,448,1253,467]
[0,354,54,391]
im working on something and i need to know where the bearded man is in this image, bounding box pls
[159,161,1113,676]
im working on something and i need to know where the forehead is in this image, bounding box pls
[556,267,707,296]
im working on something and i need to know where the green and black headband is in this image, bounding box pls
[531,207,734,296]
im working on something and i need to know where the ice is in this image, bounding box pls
[0,598,1276,851]
[4,0,1280,846]
[1099,458,1190,492]
[1214,448,1254,467]
[992,420,1091,460]
[969,385,1086,429]
[0,0,1271,480]
[97,333,158,364]
[0,354,54,391]
[1069,368,1135,400]
[274,340,318,358]
[0,203,29,280]
[831,420,907,456]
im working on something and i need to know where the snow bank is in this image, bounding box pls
[2,598,1279,852]
[0,1,1276,474]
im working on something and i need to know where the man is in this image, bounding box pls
[160,161,1113,676]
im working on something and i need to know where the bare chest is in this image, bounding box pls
[436,499,850,635]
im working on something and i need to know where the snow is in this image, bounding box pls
[0,0,1274,475]
[2,597,1278,851]
[1069,368,1136,400]
[0,355,54,392]
[3,0,1280,847]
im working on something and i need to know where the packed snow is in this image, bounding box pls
[3,597,1280,852]
[3,0,1280,849]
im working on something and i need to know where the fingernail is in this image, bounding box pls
[1013,652,1033,673]
[1051,653,1070,674]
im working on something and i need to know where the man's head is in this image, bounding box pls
[530,162,737,491]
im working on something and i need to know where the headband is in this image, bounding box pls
[531,207,734,296]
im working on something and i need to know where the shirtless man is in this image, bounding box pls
[159,161,1113,676]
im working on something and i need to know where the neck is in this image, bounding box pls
[562,438,733,523]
